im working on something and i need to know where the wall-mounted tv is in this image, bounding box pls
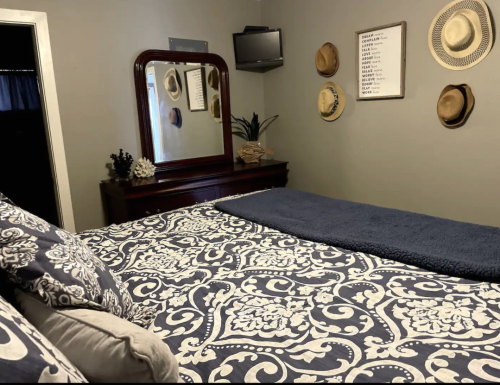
[233,29,283,71]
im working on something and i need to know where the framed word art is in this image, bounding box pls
[356,21,407,100]
[184,67,208,111]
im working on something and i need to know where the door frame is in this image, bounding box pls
[0,8,75,232]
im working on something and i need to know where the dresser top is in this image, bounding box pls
[102,160,288,191]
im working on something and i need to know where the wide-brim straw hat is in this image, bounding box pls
[164,68,182,101]
[428,0,493,70]
[210,94,222,123]
[315,43,339,77]
[437,84,474,127]
[318,82,345,121]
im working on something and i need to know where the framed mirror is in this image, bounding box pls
[134,50,233,172]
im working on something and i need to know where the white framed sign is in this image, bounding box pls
[356,21,406,100]
[184,67,208,111]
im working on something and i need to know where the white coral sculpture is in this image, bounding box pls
[134,158,156,178]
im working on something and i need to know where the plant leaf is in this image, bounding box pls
[251,113,260,141]
[231,125,246,132]
[241,116,252,128]
[259,115,279,136]
[232,114,250,125]
[232,131,248,140]
[232,125,249,139]
[234,118,251,129]
[231,120,247,129]
[231,118,251,138]
[259,114,279,129]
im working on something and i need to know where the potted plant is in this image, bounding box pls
[231,112,279,164]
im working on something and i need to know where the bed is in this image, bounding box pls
[79,192,500,383]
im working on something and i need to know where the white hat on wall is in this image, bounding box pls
[428,0,493,70]
[318,82,345,122]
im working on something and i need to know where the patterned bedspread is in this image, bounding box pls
[79,197,500,383]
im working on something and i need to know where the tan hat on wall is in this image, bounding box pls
[437,84,474,128]
[315,43,339,77]
[429,0,493,70]
[318,82,345,122]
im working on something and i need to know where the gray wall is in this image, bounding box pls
[0,0,265,231]
[4,0,498,230]
[262,0,500,227]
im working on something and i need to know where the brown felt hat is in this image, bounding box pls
[315,43,339,77]
[437,84,474,128]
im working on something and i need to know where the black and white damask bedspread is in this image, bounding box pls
[79,197,500,383]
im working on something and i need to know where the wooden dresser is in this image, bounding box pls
[100,160,288,225]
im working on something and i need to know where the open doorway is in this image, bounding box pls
[0,24,59,226]
[0,9,75,232]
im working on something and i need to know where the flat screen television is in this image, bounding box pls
[233,29,283,71]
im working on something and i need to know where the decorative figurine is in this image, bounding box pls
[237,142,274,164]
[134,157,156,178]
[110,149,134,179]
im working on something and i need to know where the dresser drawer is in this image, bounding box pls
[131,188,217,219]
[101,161,288,225]
[219,175,284,198]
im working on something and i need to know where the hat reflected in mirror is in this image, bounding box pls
[167,76,177,93]
[164,68,182,101]
[208,67,219,91]
[169,107,182,128]
[210,95,222,123]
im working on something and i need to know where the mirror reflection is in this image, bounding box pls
[145,61,224,163]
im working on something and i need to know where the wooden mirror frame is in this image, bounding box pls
[134,50,233,173]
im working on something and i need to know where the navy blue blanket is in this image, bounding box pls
[215,188,500,283]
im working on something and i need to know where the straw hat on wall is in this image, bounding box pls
[437,84,474,127]
[315,43,339,77]
[428,0,493,70]
[318,82,345,121]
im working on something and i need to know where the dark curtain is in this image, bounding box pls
[0,73,41,111]
[0,108,60,227]
[0,73,60,227]
[0,25,60,227]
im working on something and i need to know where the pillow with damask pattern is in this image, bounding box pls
[0,201,154,327]
[0,293,87,383]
